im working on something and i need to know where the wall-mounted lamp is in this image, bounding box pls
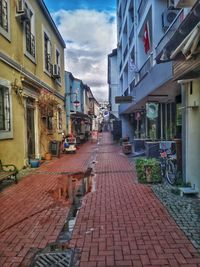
[11,79,23,95]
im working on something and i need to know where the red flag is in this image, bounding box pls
[143,22,150,54]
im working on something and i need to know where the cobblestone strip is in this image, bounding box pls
[152,183,200,252]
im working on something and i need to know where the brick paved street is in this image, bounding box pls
[0,142,96,267]
[0,133,200,266]
[70,133,200,267]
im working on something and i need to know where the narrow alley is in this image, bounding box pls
[0,133,200,267]
[70,133,200,267]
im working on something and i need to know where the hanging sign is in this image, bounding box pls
[115,96,133,104]
[146,103,158,120]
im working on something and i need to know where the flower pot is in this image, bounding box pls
[45,152,52,160]
[29,159,40,168]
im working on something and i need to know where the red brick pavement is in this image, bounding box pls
[70,133,200,267]
[0,142,96,267]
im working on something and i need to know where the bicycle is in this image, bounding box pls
[159,141,177,185]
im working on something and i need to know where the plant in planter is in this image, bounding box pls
[135,158,161,184]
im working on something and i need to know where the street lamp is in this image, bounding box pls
[66,90,80,111]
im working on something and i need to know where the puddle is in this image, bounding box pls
[91,174,96,192]
[56,167,93,243]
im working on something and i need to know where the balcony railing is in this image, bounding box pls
[123,44,128,62]
[138,0,147,22]
[129,24,134,45]
[155,9,184,58]
[26,31,35,58]
[138,54,152,82]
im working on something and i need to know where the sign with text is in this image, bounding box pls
[115,96,133,104]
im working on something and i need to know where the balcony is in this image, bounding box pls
[155,9,184,61]
[138,0,147,22]
[123,44,128,62]
[129,24,134,46]
[138,54,153,83]
[156,1,200,63]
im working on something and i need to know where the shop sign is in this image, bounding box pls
[146,103,158,120]
[115,96,133,104]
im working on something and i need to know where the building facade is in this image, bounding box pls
[156,0,200,191]
[108,48,119,119]
[116,0,186,141]
[65,71,92,139]
[0,0,66,169]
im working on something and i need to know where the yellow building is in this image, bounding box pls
[0,0,66,169]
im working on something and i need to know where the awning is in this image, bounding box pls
[170,22,200,60]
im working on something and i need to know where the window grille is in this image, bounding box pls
[44,33,52,73]
[0,85,11,131]
[0,0,8,32]
[25,13,35,58]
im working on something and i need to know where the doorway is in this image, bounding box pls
[26,97,35,158]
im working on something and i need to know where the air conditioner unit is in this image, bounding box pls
[16,0,31,21]
[52,64,61,79]
[162,9,179,32]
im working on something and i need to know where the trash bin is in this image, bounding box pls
[122,142,132,154]
[49,140,61,157]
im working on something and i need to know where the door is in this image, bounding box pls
[26,98,35,158]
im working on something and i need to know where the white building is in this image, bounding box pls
[108,48,120,119]
[116,0,186,141]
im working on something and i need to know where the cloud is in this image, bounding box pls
[52,9,117,101]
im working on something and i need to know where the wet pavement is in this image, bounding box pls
[0,132,200,266]
[70,133,200,267]
[0,141,97,267]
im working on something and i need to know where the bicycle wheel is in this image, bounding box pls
[165,159,177,185]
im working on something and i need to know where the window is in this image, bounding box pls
[0,82,13,139]
[24,3,35,59]
[0,0,10,39]
[55,48,61,83]
[57,108,62,131]
[44,32,52,73]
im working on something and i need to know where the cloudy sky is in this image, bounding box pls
[44,0,117,101]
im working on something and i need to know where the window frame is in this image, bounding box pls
[0,0,11,40]
[24,1,36,63]
[0,79,13,140]
[43,27,52,76]
[55,47,61,85]
[57,107,62,132]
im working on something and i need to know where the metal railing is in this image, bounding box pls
[138,0,147,22]
[138,54,152,82]
[155,9,184,57]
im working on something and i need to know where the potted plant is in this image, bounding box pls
[29,157,40,168]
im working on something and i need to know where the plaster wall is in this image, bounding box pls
[185,81,200,191]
